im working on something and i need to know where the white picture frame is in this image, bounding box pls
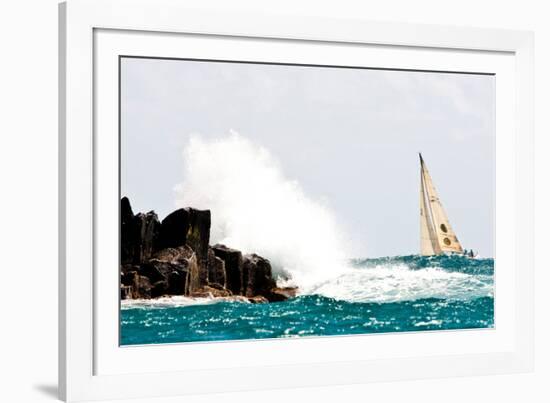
[59,0,534,401]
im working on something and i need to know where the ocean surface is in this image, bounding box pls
[120,254,494,345]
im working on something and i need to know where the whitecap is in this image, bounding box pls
[305,263,493,303]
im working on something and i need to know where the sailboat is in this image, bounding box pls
[419,153,471,257]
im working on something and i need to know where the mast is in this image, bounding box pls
[419,153,464,255]
[419,154,438,255]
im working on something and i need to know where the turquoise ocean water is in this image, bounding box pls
[120,254,494,345]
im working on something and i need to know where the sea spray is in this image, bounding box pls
[310,263,493,303]
[174,131,350,288]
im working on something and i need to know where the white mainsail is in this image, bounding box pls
[419,154,463,255]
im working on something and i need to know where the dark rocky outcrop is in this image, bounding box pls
[120,197,161,264]
[152,245,194,263]
[184,252,203,295]
[141,259,188,296]
[158,208,190,249]
[242,254,276,298]
[212,244,243,295]
[207,248,226,288]
[120,197,297,303]
[121,264,140,286]
[121,246,195,298]
[151,280,169,299]
[121,285,132,300]
[190,285,232,298]
[266,287,299,302]
[124,271,152,299]
[135,211,161,262]
[120,197,136,264]
[186,208,211,263]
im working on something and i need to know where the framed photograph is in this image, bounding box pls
[59,0,534,401]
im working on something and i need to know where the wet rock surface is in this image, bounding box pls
[120,197,298,302]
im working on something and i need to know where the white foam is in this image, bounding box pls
[307,264,493,303]
[121,295,249,308]
[174,131,350,288]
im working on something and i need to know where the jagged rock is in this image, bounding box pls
[166,271,186,295]
[120,197,136,264]
[213,244,243,295]
[121,265,140,286]
[266,287,299,302]
[121,246,197,298]
[135,211,161,262]
[140,261,187,295]
[152,245,193,262]
[242,254,276,298]
[151,280,169,298]
[135,262,164,284]
[121,197,134,222]
[120,197,161,264]
[190,285,233,298]
[207,282,229,292]
[120,285,132,300]
[180,208,211,293]
[186,208,211,264]
[146,246,195,295]
[207,248,226,287]
[120,198,286,302]
[127,272,152,299]
[184,252,204,295]
[158,208,190,249]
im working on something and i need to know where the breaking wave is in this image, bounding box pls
[308,255,493,303]
[174,131,350,288]
[311,263,492,304]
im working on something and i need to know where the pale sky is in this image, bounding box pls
[121,57,495,258]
